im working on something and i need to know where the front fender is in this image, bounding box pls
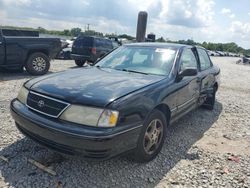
[108,79,175,127]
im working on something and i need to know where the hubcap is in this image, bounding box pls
[143,119,163,155]
[32,57,46,72]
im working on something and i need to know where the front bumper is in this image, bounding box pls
[10,99,142,160]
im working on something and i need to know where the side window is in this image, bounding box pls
[179,49,198,72]
[105,40,113,49]
[197,49,212,71]
[95,39,103,47]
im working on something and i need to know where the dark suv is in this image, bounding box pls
[71,36,114,66]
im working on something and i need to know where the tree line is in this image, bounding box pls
[156,37,250,55]
[1,25,249,55]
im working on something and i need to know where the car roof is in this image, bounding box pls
[78,35,110,40]
[124,42,193,49]
[124,42,208,51]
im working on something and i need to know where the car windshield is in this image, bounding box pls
[95,46,177,76]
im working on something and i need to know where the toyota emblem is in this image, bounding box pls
[37,100,45,108]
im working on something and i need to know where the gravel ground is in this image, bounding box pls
[0,57,249,188]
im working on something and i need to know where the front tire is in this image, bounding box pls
[25,52,50,75]
[132,110,167,162]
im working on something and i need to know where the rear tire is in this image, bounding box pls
[25,52,50,75]
[203,87,216,110]
[132,109,167,162]
[75,60,86,67]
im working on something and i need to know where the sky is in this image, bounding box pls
[0,0,250,48]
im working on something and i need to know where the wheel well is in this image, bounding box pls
[25,50,49,63]
[155,104,171,125]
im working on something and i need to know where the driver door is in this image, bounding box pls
[175,48,200,115]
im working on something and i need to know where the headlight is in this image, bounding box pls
[98,110,119,127]
[59,105,119,127]
[17,86,29,104]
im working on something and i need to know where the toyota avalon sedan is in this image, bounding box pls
[11,43,220,162]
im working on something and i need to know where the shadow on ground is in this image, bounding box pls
[0,101,223,187]
[0,69,54,82]
[0,69,31,81]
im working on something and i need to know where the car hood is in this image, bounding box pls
[28,67,165,107]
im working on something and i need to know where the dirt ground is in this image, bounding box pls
[0,57,249,188]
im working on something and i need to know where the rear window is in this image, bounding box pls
[105,40,113,49]
[197,48,212,71]
[95,38,113,49]
[73,37,94,47]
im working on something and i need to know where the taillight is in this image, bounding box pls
[91,47,96,54]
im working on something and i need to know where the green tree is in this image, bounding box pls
[70,28,82,37]
[118,34,134,40]
[156,37,166,42]
[63,29,71,36]
[37,27,46,33]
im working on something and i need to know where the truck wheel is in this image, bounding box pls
[132,109,167,162]
[75,60,86,67]
[25,52,50,75]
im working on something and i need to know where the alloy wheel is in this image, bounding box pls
[143,119,164,155]
[32,57,46,72]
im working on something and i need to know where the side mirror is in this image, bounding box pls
[177,67,197,81]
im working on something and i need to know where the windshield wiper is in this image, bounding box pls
[96,66,149,75]
[121,69,149,75]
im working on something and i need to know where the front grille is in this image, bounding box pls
[26,91,69,118]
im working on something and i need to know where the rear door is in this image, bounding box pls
[0,33,4,65]
[197,48,215,95]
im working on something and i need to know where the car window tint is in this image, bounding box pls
[198,49,212,71]
[96,46,177,76]
[105,40,113,49]
[95,38,104,47]
[112,41,119,48]
[179,49,198,72]
[74,37,93,47]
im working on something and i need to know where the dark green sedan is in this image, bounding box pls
[11,43,220,162]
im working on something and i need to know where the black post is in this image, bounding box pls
[136,11,148,42]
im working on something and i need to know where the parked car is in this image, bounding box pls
[71,36,114,66]
[216,51,226,56]
[65,38,76,48]
[207,50,216,56]
[0,29,61,75]
[207,50,220,56]
[11,43,220,162]
[56,47,72,60]
[56,38,76,60]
